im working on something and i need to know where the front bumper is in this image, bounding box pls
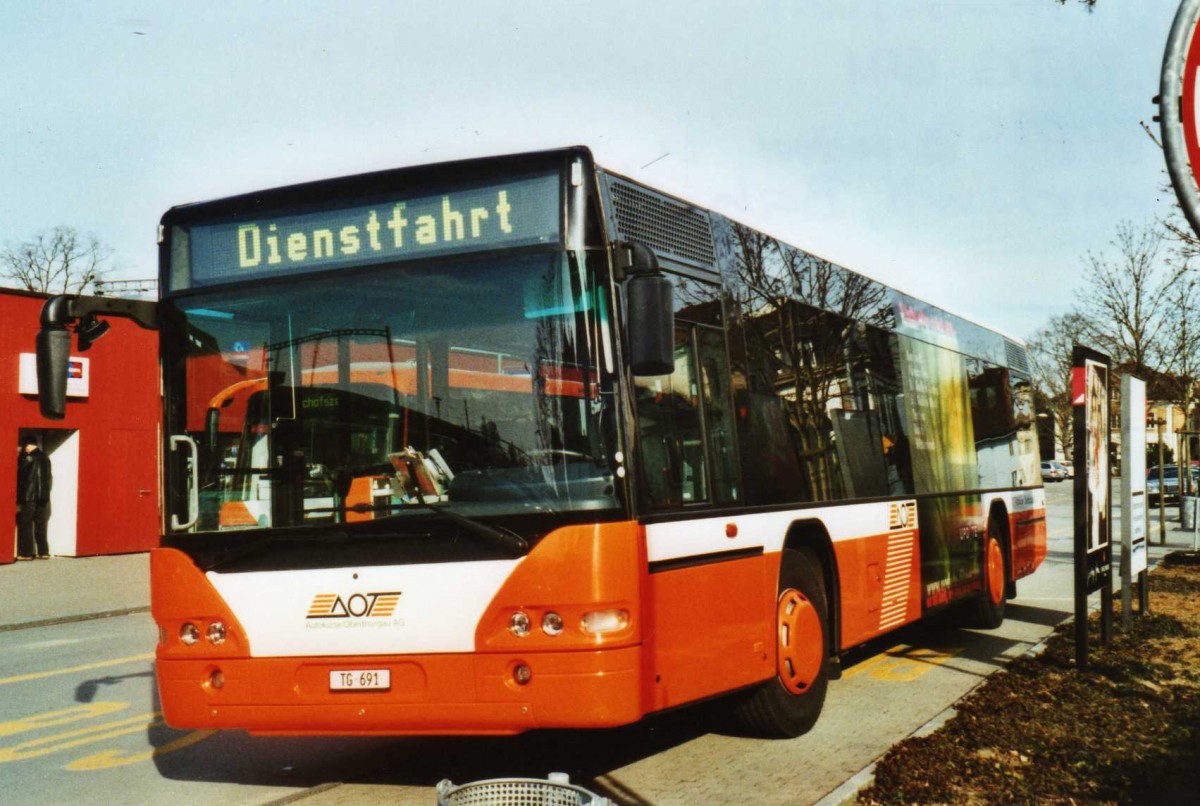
[157,645,644,735]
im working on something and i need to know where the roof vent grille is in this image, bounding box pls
[1005,339,1031,375]
[609,178,715,269]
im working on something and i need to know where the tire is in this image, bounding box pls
[969,515,1008,630]
[732,548,829,738]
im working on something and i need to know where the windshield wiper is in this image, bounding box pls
[399,456,529,557]
[409,497,529,556]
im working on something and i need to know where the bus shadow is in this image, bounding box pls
[144,668,712,796]
[353,708,713,791]
[1003,602,1071,627]
[837,601,1070,683]
[144,680,400,788]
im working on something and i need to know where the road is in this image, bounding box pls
[0,481,1157,805]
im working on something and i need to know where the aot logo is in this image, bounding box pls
[306,591,402,619]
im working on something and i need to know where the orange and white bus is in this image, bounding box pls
[37,147,1045,738]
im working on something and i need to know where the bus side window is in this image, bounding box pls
[696,327,739,504]
[726,299,811,507]
[969,362,1018,490]
[635,327,707,508]
[1010,373,1038,487]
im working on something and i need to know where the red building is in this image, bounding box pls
[1,288,160,564]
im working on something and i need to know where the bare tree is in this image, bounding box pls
[1027,311,1090,459]
[0,226,113,294]
[1158,272,1200,477]
[1075,221,1185,375]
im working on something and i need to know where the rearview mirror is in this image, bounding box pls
[36,326,71,420]
[622,243,675,377]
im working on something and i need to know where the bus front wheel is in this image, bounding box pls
[732,548,829,738]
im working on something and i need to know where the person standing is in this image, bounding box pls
[16,437,52,560]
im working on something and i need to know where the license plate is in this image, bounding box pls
[329,669,391,691]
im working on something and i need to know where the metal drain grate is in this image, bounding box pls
[436,774,610,806]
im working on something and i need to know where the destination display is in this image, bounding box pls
[183,171,561,286]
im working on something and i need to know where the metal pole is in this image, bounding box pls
[1101,379,1113,647]
[1159,420,1167,545]
[1139,569,1150,615]
[1194,495,1200,551]
[1122,499,1132,629]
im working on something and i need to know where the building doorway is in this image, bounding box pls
[17,428,79,557]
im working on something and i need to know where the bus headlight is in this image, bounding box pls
[206,621,227,645]
[180,623,200,646]
[509,612,531,637]
[581,609,629,635]
[541,611,564,636]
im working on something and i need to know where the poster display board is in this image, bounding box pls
[1072,345,1113,668]
[1120,375,1148,625]
[1121,376,1148,577]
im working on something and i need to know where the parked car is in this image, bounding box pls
[1041,461,1067,483]
[1058,460,1074,478]
[1145,464,1198,501]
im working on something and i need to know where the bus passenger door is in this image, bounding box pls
[639,320,767,709]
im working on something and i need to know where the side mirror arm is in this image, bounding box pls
[36,294,161,420]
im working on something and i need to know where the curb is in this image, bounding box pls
[0,606,151,634]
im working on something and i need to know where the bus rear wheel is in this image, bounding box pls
[969,519,1008,629]
[732,548,829,738]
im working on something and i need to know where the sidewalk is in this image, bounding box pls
[0,551,149,630]
[1142,500,1200,572]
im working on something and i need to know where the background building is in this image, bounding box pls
[1,288,159,563]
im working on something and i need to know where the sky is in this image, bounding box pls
[0,0,1184,341]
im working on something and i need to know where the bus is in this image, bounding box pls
[35,147,1045,739]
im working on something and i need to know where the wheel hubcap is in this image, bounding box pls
[986,536,1005,605]
[776,588,822,694]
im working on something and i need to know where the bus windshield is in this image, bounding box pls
[170,249,621,532]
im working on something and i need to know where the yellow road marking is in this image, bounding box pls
[0,653,154,687]
[0,700,216,770]
[0,702,129,738]
[842,644,961,682]
[0,710,158,763]
[66,729,218,771]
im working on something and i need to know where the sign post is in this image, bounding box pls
[1073,346,1112,670]
[1120,375,1148,628]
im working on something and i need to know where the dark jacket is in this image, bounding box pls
[17,449,52,503]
